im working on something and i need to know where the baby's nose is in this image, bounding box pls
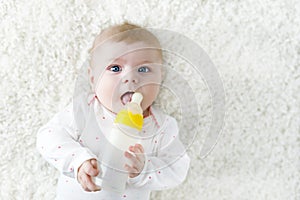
[123,78,138,83]
[122,73,139,84]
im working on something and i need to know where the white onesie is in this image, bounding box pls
[36,92,190,200]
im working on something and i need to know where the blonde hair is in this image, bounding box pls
[89,22,162,54]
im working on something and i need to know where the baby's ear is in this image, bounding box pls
[87,67,95,87]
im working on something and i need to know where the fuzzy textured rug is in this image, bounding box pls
[1,0,299,199]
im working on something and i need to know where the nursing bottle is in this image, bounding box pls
[94,92,144,193]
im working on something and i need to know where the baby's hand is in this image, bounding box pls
[77,159,101,192]
[124,144,145,178]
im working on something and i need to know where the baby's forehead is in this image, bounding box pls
[91,41,162,66]
[97,40,159,54]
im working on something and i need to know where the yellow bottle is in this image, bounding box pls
[106,92,143,150]
[115,92,143,131]
[95,93,144,193]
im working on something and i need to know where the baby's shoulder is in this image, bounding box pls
[73,92,91,116]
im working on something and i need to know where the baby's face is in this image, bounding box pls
[89,41,162,115]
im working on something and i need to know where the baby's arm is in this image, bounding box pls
[36,101,97,183]
[127,117,190,190]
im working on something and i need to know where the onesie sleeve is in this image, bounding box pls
[36,100,97,180]
[127,117,190,190]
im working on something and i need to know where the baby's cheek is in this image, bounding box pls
[143,85,160,103]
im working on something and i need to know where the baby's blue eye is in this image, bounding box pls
[138,66,150,73]
[109,65,122,72]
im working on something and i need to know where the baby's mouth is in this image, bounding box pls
[121,91,135,105]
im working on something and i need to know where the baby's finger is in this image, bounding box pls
[90,159,98,168]
[79,173,91,192]
[134,144,144,153]
[83,162,99,177]
[124,151,144,171]
[129,146,145,164]
[81,173,101,192]
[135,153,145,165]
[124,151,138,161]
[86,176,101,191]
[124,164,139,176]
[129,144,143,154]
[125,151,142,167]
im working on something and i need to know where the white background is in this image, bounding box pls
[0,0,299,199]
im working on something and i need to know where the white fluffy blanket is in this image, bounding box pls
[0,0,299,199]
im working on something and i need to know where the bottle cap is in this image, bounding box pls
[131,93,143,105]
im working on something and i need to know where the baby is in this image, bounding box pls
[37,22,190,200]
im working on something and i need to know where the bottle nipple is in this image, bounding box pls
[131,93,143,105]
[114,92,144,131]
